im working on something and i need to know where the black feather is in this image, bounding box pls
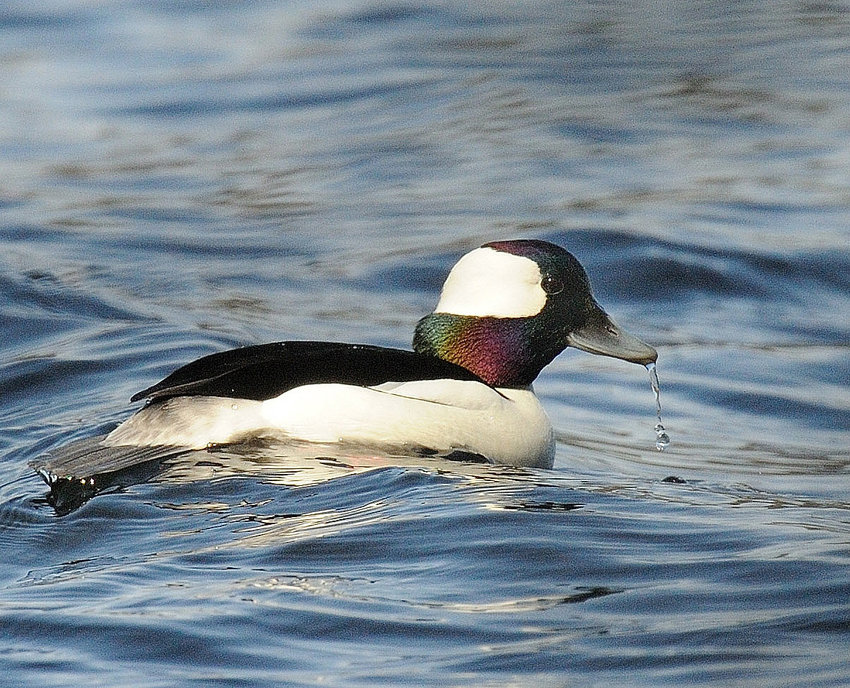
[131,341,485,403]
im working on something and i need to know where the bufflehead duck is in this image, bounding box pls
[37,239,656,479]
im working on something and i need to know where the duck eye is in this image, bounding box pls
[541,274,563,295]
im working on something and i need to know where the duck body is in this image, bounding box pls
[106,368,553,467]
[39,239,657,476]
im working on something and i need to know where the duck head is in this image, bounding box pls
[413,239,657,387]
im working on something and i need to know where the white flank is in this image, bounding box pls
[260,381,555,467]
[104,396,266,448]
[433,247,546,318]
[101,381,556,468]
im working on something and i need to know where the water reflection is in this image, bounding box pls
[38,437,557,516]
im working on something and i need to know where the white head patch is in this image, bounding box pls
[434,247,547,318]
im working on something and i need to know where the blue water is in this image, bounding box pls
[2,1,849,686]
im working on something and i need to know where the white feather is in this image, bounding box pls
[433,247,546,318]
[261,380,554,467]
[104,397,266,448]
[102,380,555,468]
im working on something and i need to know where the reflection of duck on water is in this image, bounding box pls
[33,239,656,511]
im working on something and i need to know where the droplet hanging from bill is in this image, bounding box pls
[646,362,670,451]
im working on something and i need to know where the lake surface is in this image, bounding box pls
[1,1,849,686]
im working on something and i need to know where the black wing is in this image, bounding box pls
[131,341,484,403]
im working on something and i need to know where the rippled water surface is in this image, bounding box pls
[2,1,849,686]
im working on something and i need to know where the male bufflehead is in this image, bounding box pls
[37,239,656,478]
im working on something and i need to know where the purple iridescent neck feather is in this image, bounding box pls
[412,313,565,387]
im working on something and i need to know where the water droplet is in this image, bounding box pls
[646,362,670,451]
[654,423,670,451]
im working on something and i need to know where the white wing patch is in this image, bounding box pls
[433,247,546,318]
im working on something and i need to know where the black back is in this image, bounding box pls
[131,341,485,403]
